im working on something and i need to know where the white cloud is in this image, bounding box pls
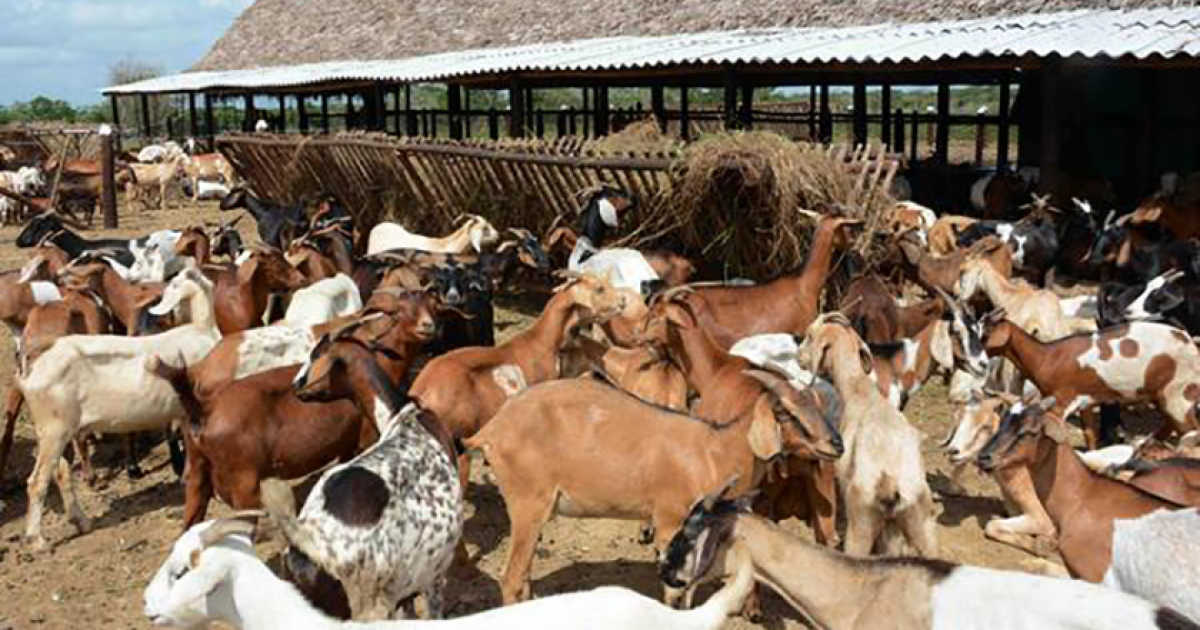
[0,0,247,105]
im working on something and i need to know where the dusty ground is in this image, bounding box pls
[0,201,1060,629]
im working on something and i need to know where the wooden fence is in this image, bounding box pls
[216,132,678,237]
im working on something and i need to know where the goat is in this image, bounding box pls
[798,312,937,556]
[18,266,219,549]
[1129,172,1200,241]
[885,201,937,247]
[283,273,362,328]
[0,166,44,224]
[206,246,308,334]
[126,155,186,213]
[957,215,1059,282]
[409,272,634,484]
[569,245,661,294]
[560,335,689,410]
[941,392,1011,496]
[220,188,308,249]
[1105,509,1200,623]
[259,335,460,620]
[896,231,1012,295]
[16,212,150,267]
[467,370,840,605]
[977,397,1184,582]
[927,214,977,256]
[56,255,166,335]
[659,489,1195,630]
[637,292,845,549]
[866,292,990,410]
[1100,270,1200,335]
[182,153,237,201]
[980,314,1200,445]
[144,518,752,630]
[673,213,862,349]
[147,295,438,529]
[367,214,499,257]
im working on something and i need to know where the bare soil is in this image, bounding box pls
[0,202,1059,629]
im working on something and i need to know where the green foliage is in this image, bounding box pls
[0,97,112,125]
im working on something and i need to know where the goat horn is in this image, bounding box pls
[796,207,821,220]
[1162,269,1185,283]
[743,369,797,401]
[198,517,256,549]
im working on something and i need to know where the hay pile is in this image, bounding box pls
[623,131,896,279]
[592,117,681,154]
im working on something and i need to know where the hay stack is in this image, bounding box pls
[622,131,895,279]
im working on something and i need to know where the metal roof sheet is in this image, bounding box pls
[105,6,1200,94]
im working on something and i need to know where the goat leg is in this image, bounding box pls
[984,465,1058,556]
[72,437,98,488]
[0,387,23,484]
[125,434,144,480]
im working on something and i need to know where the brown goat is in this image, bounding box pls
[675,215,861,349]
[205,246,308,333]
[637,293,844,548]
[57,258,165,334]
[560,335,689,410]
[838,275,945,344]
[468,372,840,604]
[978,397,1183,582]
[147,295,438,529]
[410,273,634,486]
[897,232,1012,295]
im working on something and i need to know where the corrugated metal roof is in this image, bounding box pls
[105,6,1200,94]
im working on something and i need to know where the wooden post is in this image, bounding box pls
[1040,61,1063,202]
[404,85,416,136]
[997,80,1012,169]
[370,84,385,131]
[203,93,216,149]
[808,85,817,140]
[894,109,906,155]
[297,95,310,133]
[509,81,526,137]
[488,108,500,140]
[723,70,739,130]
[651,85,666,132]
[740,83,754,130]
[447,84,463,140]
[974,113,986,166]
[881,84,892,149]
[109,95,123,153]
[852,80,868,147]
[911,109,920,162]
[936,83,950,165]
[244,94,255,132]
[140,93,152,138]
[680,84,690,141]
[819,84,832,143]
[188,93,199,141]
[463,89,472,138]
[318,93,329,133]
[593,87,610,136]
[99,124,118,229]
[278,95,287,132]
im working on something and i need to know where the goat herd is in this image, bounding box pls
[0,168,1197,630]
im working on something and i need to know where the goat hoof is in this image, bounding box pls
[126,465,144,480]
[25,535,48,552]
[638,524,655,545]
[71,517,93,536]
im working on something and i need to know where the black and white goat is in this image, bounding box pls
[220,188,308,249]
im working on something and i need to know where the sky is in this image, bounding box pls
[0,0,253,106]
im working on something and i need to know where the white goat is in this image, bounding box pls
[0,166,44,223]
[568,244,660,294]
[145,518,751,630]
[283,273,362,328]
[367,215,499,256]
[799,313,936,556]
[729,333,814,386]
[1105,509,1200,623]
[18,266,220,549]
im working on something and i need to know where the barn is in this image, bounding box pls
[105,0,1200,208]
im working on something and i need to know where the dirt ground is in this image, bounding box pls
[0,201,1061,630]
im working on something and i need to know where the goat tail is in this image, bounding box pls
[876,475,901,518]
[686,555,756,629]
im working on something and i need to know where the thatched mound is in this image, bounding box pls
[621,131,896,279]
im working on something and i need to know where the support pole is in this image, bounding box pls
[740,83,754,130]
[1040,61,1063,202]
[244,94,255,132]
[819,84,832,143]
[723,70,739,130]
[509,81,526,137]
[651,86,666,133]
[278,95,287,132]
[404,85,416,136]
[298,95,310,133]
[109,95,123,153]
[140,93,152,138]
[594,86,610,136]
[447,84,463,140]
[188,93,199,140]
[100,125,118,229]
[370,83,385,131]
[852,80,868,147]
[321,93,330,133]
[936,83,950,165]
[680,85,690,141]
[203,93,216,150]
[997,79,1012,169]
[881,84,892,149]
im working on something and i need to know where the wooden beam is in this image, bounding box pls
[109,95,123,153]
[935,83,950,164]
[370,83,385,131]
[404,85,416,136]
[880,84,892,149]
[852,80,868,146]
[680,84,690,141]
[244,94,255,132]
[509,81,526,137]
[321,93,330,133]
[140,93,152,138]
[297,94,310,133]
[278,95,288,132]
[651,85,666,132]
[819,84,831,143]
[740,83,754,130]
[100,125,118,229]
[723,70,739,130]
[203,93,216,149]
[448,84,464,140]
[594,86,610,136]
[997,80,1011,169]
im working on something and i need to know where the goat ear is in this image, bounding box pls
[164,552,230,611]
[747,397,783,461]
[858,341,874,375]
